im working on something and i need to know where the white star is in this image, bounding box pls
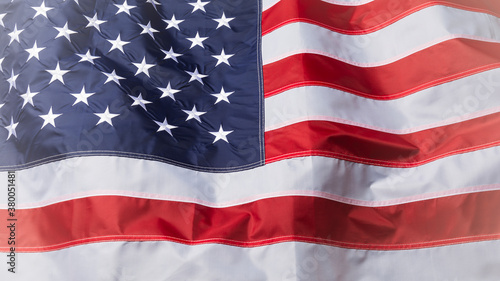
[212,49,234,66]
[85,14,106,32]
[132,57,155,77]
[7,70,19,92]
[114,1,136,16]
[183,105,206,123]
[107,34,130,53]
[158,82,180,100]
[154,118,177,136]
[161,47,182,63]
[185,68,207,84]
[46,62,69,84]
[32,1,53,18]
[209,125,233,143]
[189,0,209,13]
[54,22,77,41]
[40,107,62,129]
[0,13,5,27]
[186,32,208,49]
[102,70,125,85]
[164,15,184,30]
[25,41,45,61]
[77,50,100,64]
[21,86,39,108]
[213,12,234,29]
[8,24,23,45]
[212,87,234,104]
[4,117,19,140]
[139,21,158,38]
[129,93,151,110]
[146,0,161,10]
[94,107,119,126]
[71,86,95,106]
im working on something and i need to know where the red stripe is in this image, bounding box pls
[262,0,500,35]
[265,112,500,167]
[263,39,500,99]
[2,192,500,252]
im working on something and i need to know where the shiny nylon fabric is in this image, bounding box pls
[1,0,500,280]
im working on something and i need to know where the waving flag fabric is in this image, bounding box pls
[1,0,500,280]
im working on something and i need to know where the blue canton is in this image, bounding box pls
[0,0,264,172]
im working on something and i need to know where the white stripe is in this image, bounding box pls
[265,68,500,133]
[3,144,500,209]
[262,0,280,11]
[2,240,500,281]
[262,6,500,65]
[321,0,374,6]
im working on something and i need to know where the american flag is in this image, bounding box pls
[1,0,500,280]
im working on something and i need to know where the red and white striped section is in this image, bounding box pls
[263,2,500,167]
[262,6,500,66]
[3,145,500,209]
[2,240,500,281]
[1,0,500,278]
[262,0,500,35]
[265,68,500,133]
[3,189,500,252]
